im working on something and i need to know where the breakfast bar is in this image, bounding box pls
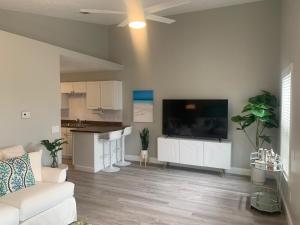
[70,125,128,173]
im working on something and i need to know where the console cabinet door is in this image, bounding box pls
[158,138,179,163]
[203,142,231,169]
[179,140,204,166]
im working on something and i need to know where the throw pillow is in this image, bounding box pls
[1,145,26,160]
[28,150,42,182]
[0,153,36,197]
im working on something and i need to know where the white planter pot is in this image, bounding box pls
[251,167,266,185]
[140,150,148,159]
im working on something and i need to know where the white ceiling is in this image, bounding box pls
[0,0,263,25]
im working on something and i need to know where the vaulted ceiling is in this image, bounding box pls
[0,0,263,25]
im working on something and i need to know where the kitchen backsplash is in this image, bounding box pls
[61,95,122,122]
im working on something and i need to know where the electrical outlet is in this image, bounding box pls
[21,111,31,119]
[52,125,60,134]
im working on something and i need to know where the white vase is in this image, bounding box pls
[251,167,266,185]
[140,150,148,159]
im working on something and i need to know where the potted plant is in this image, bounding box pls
[231,91,279,184]
[139,128,150,162]
[41,138,67,168]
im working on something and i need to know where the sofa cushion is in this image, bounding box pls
[0,182,74,221]
[0,145,26,160]
[0,203,19,225]
[28,150,42,182]
[0,153,36,197]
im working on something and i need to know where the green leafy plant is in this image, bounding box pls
[139,128,150,150]
[231,91,279,151]
[41,138,67,168]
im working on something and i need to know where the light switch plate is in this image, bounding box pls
[52,125,60,134]
[21,111,31,119]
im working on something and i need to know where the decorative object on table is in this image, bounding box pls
[250,150,282,213]
[133,90,154,122]
[231,91,279,184]
[41,138,67,168]
[69,221,92,225]
[139,128,149,167]
[0,153,36,197]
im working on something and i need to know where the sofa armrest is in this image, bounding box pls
[41,167,66,183]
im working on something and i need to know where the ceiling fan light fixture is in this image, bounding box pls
[129,21,146,29]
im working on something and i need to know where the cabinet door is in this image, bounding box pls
[203,142,231,169]
[61,82,73,94]
[100,81,122,110]
[61,94,69,109]
[158,138,180,163]
[61,128,68,156]
[179,140,204,166]
[66,132,73,157]
[73,82,86,93]
[86,81,101,109]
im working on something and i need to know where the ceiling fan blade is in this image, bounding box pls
[80,9,126,15]
[145,0,191,14]
[146,14,175,24]
[117,19,129,27]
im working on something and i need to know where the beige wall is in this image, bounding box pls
[0,8,109,59]
[0,30,61,165]
[280,0,300,224]
[62,0,281,170]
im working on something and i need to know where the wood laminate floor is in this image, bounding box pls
[66,162,286,225]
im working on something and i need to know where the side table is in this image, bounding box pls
[250,153,282,213]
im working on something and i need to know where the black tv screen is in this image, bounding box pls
[163,99,228,139]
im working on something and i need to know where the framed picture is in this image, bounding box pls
[133,90,154,123]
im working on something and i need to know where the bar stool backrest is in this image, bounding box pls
[123,126,132,137]
[109,130,123,141]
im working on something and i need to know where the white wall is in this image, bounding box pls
[0,30,61,165]
[62,0,281,170]
[280,0,300,224]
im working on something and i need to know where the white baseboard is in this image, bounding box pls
[125,154,250,176]
[280,188,294,225]
[74,165,96,173]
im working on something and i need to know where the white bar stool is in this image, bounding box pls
[116,126,132,167]
[103,130,122,173]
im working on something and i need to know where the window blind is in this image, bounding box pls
[280,73,291,177]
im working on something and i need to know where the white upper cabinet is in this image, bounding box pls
[61,83,73,94]
[61,82,86,94]
[72,82,86,93]
[100,81,122,110]
[86,81,123,110]
[86,81,101,109]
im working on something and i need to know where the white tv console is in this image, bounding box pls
[157,136,232,171]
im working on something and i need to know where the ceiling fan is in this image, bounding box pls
[80,0,191,29]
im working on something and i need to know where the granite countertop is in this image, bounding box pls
[70,126,128,134]
[61,120,128,134]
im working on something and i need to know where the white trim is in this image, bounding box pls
[74,165,96,173]
[125,154,250,176]
[280,188,294,225]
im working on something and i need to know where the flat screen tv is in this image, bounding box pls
[163,99,228,140]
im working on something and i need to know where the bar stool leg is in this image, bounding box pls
[115,136,131,167]
[103,141,120,173]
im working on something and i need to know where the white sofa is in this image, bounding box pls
[0,146,77,225]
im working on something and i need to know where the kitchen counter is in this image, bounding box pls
[70,126,128,134]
